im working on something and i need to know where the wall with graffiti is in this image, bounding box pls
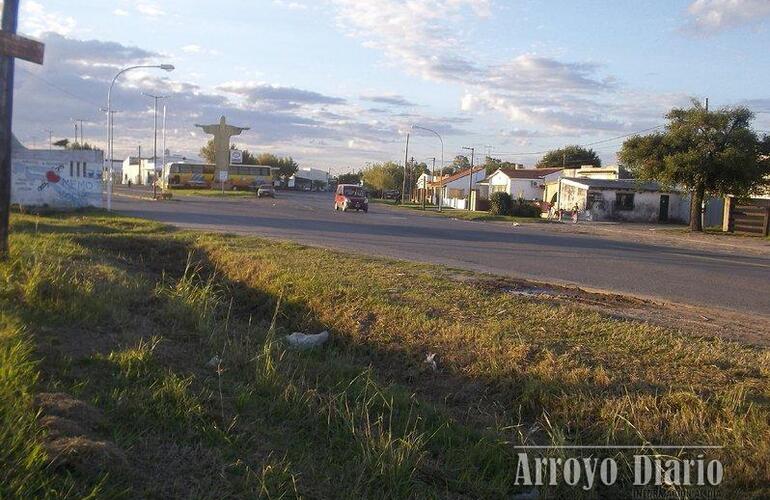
[11,153,104,209]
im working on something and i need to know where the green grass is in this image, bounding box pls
[374,199,545,223]
[1,211,768,498]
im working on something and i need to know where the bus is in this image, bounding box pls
[162,162,275,190]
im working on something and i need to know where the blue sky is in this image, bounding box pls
[10,0,770,172]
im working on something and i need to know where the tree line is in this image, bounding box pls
[200,139,299,184]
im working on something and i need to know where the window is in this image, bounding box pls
[490,184,506,194]
[615,192,635,211]
[587,192,603,208]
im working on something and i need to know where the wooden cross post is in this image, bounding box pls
[0,0,45,260]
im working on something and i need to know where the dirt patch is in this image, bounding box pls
[34,393,128,479]
[469,276,770,347]
[44,436,128,477]
[34,392,106,430]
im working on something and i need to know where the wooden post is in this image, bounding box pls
[0,0,45,260]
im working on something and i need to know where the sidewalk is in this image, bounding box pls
[536,220,770,256]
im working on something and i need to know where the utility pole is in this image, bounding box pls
[0,0,46,260]
[72,118,85,144]
[462,147,475,211]
[46,129,52,151]
[705,97,709,112]
[402,132,410,204]
[424,157,435,211]
[409,156,415,202]
[142,92,169,198]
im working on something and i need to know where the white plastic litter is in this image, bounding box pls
[513,222,520,227]
[285,330,330,349]
[425,352,437,371]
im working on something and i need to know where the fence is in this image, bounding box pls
[729,202,770,236]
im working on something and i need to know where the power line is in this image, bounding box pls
[16,66,103,109]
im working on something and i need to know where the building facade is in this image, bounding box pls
[11,136,104,208]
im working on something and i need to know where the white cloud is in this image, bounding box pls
[182,44,202,54]
[330,0,654,135]
[113,9,129,17]
[137,3,166,18]
[686,0,770,34]
[19,1,76,37]
[273,0,309,10]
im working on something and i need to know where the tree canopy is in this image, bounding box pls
[361,162,403,193]
[482,156,524,175]
[619,100,770,231]
[336,172,362,185]
[536,145,602,168]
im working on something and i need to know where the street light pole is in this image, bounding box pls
[106,63,174,211]
[462,146,475,211]
[411,124,444,211]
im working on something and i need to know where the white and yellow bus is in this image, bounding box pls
[162,163,274,190]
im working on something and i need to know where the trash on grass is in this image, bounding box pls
[425,352,437,371]
[206,355,222,368]
[285,330,330,349]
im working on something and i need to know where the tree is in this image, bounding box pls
[449,155,470,171]
[275,157,299,185]
[200,139,257,164]
[536,145,601,168]
[361,162,403,193]
[337,172,361,185]
[53,139,69,148]
[619,100,770,231]
[483,156,523,175]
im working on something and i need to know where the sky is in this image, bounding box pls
[8,0,770,173]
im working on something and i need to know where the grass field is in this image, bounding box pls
[373,199,545,224]
[1,211,768,498]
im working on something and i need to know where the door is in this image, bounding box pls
[659,195,670,222]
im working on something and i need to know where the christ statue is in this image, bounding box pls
[195,116,250,175]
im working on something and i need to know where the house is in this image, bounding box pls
[543,165,621,206]
[429,167,486,210]
[10,135,104,208]
[554,178,690,223]
[478,167,562,201]
[413,172,435,203]
[122,156,157,185]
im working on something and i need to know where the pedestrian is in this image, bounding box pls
[572,204,579,224]
[127,179,132,189]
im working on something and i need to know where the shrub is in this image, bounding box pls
[489,192,513,216]
[510,200,541,218]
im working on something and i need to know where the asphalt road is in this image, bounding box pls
[114,189,770,316]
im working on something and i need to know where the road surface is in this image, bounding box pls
[114,189,770,316]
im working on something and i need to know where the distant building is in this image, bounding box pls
[10,135,104,208]
[121,157,157,185]
[289,167,330,190]
[543,165,620,206]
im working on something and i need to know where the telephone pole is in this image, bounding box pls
[462,147,475,211]
[141,92,169,197]
[46,129,53,150]
[402,132,410,203]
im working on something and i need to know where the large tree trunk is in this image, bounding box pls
[689,185,705,232]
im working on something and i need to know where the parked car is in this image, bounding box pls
[334,184,368,212]
[383,189,400,200]
[257,184,275,198]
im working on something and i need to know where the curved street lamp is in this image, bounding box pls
[106,64,174,210]
[411,124,444,211]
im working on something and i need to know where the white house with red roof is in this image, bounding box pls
[429,167,486,210]
[477,167,563,201]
